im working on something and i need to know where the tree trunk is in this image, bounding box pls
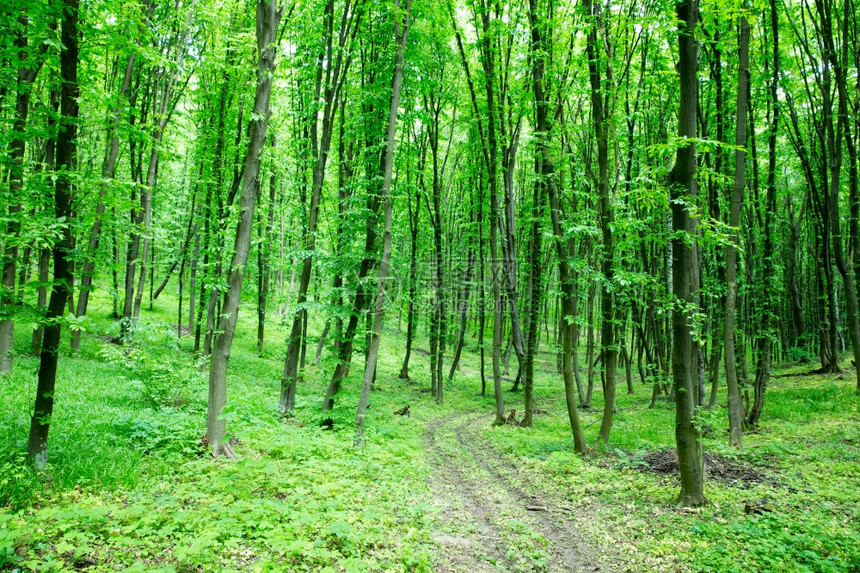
[31,249,51,355]
[280,0,359,414]
[72,52,136,350]
[206,0,282,458]
[355,0,411,445]
[521,158,543,428]
[723,12,750,450]
[27,0,79,469]
[0,13,45,372]
[257,138,277,354]
[446,245,475,385]
[583,0,618,443]
[822,0,860,394]
[451,3,505,424]
[750,0,781,426]
[670,0,706,507]
[399,185,421,379]
[585,281,596,408]
[428,94,446,405]
[322,194,382,410]
[528,0,586,451]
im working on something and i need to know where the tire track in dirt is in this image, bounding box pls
[424,414,515,572]
[452,413,608,572]
[425,412,610,573]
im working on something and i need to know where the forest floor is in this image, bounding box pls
[1,294,859,572]
[424,412,607,573]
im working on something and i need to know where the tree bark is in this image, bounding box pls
[355,0,411,446]
[670,0,706,507]
[71,52,136,350]
[723,12,750,449]
[27,0,79,469]
[0,12,46,372]
[206,0,282,457]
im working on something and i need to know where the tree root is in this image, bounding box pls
[211,440,238,460]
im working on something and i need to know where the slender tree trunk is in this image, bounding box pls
[132,152,157,320]
[585,281,596,407]
[521,162,543,428]
[355,0,411,445]
[451,3,504,424]
[257,138,277,354]
[446,246,474,384]
[72,53,136,350]
[0,13,44,372]
[429,99,446,404]
[528,0,585,450]
[27,0,79,469]
[206,0,282,457]
[314,321,330,366]
[823,0,860,393]
[31,249,51,355]
[501,154,527,391]
[750,0,781,425]
[399,186,420,379]
[787,201,803,347]
[125,118,173,335]
[671,0,706,506]
[477,174,487,397]
[583,0,617,443]
[322,195,381,410]
[31,104,60,354]
[280,0,358,415]
[623,343,634,394]
[723,12,750,449]
[188,230,199,330]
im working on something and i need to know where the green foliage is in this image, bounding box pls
[0,449,41,511]
[99,319,204,409]
[692,513,860,572]
[475,362,860,572]
[785,344,817,365]
[3,286,860,572]
[0,296,434,572]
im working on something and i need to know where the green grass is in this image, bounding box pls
[470,356,860,572]
[1,285,859,571]
[0,291,437,571]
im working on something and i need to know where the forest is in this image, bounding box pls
[1,0,859,570]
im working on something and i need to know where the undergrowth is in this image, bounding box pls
[1,289,859,572]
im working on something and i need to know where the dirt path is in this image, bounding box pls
[425,412,610,573]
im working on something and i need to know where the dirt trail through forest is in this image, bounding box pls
[424,412,610,572]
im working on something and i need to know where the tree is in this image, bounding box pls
[527,0,586,451]
[450,0,505,424]
[27,0,80,470]
[279,0,361,415]
[354,0,412,446]
[0,5,50,373]
[723,8,750,449]
[670,0,706,507]
[206,0,284,458]
[582,0,619,443]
